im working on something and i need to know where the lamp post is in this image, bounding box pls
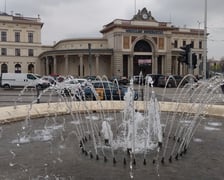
[203,0,207,80]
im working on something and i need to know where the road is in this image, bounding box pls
[0,86,175,107]
[0,85,223,107]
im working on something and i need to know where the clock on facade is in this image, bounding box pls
[142,13,148,20]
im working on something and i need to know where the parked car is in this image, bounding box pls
[55,79,83,97]
[41,76,56,85]
[84,81,138,100]
[133,75,144,84]
[157,75,187,88]
[145,74,163,87]
[75,78,88,87]
[84,75,97,81]
[111,76,130,85]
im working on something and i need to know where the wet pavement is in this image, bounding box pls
[0,113,223,180]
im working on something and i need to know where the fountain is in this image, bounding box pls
[0,74,224,179]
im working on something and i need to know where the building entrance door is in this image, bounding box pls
[133,55,152,76]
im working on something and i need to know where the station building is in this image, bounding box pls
[0,8,204,78]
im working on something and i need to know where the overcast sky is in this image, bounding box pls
[2,0,224,59]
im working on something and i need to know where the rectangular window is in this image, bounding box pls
[199,41,202,49]
[15,32,20,42]
[1,31,7,42]
[28,49,34,56]
[191,40,194,48]
[1,48,7,55]
[174,40,178,48]
[183,40,186,46]
[123,36,130,49]
[199,54,202,59]
[28,32,33,43]
[15,48,21,56]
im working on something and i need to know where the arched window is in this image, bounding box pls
[134,40,152,52]
[28,63,34,73]
[15,63,21,73]
[1,63,8,73]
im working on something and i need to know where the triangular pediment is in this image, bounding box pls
[132,7,156,22]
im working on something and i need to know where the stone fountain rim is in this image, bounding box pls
[0,101,223,124]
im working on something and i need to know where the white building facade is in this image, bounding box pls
[0,12,43,74]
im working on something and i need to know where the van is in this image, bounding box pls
[0,73,49,89]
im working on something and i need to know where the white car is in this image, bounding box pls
[55,79,83,97]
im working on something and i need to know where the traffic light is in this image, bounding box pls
[192,53,197,69]
[178,44,192,65]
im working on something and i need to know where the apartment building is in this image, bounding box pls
[0,12,43,74]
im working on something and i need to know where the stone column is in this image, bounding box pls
[166,53,172,74]
[128,54,134,78]
[79,54,83,77]
[46,56,49,75]
[64,55,68,75]
[40,58,45,75]
[95,54,99,75]
[113,52,123,77]
[110,54,114,77]
[153,55,158,74]
[166,34,172,75]
[53,56,57,75]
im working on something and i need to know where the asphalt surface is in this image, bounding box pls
[2,86,223,108]
[0,112,223,180]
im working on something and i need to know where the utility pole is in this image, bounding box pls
[4,0,6,13]
[203,0,207,80]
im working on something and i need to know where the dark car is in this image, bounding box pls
[158,75,187,88]
[221,84,224,94]
[111,77,130,85]
[84,81,138,100]
[84,75,97,81]
[133,75,144,84]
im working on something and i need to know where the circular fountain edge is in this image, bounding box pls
[0,101,223,124]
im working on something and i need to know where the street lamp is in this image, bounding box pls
[203,0,207,80]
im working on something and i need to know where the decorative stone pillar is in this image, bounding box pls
[46,56,49,75]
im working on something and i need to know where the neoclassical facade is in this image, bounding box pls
[39,8,204,78]
[0,8,204,78]
[0,12,43,74]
